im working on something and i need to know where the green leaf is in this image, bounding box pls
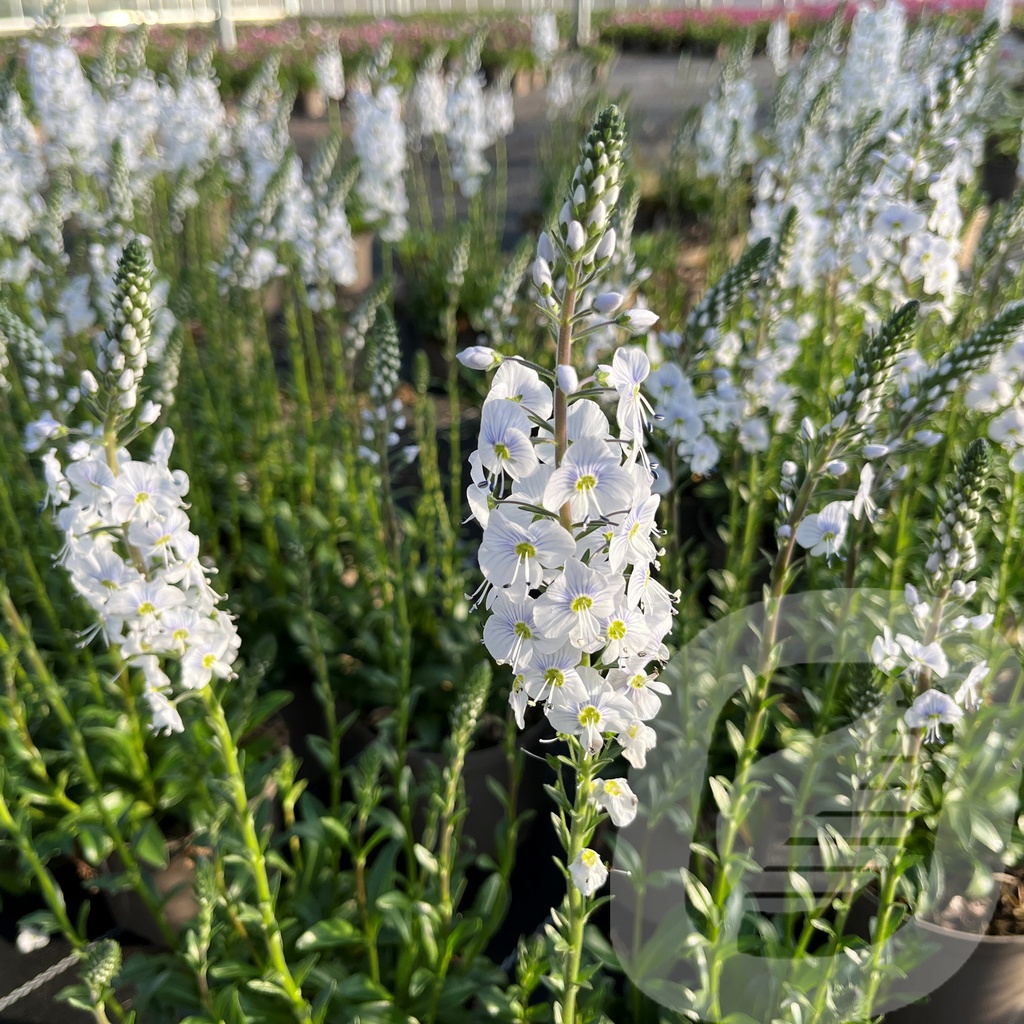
[133,819,169,870]
[296,917,361,952]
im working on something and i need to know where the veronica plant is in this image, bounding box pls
[461,105,674,1024]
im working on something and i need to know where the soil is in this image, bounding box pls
[929,866,1024,936]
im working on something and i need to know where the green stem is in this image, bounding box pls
[201,687,313,1024]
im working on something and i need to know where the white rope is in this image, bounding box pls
[0,947,84,1014]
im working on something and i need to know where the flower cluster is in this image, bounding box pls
[870,440,994,742]
[350,49,409,243]
[42,243,240,735]
[749,7,996,324]
[464,107,675,895]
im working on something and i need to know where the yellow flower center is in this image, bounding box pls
[514,621,532,640]
[544,668,565,687]
[603,780,622,797]
[138,602,155,615]
[578,705,601,727]
[575,473,597,492]
[514,541,536,558]
[494,443,510,460]
[571,595,593,613]
[202,653,217,669]
[581,849,599,867]
[134,491,149,505]
[607,620,626,640]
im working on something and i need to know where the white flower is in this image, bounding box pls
[955,662,987,711]
[16,924,50,954]
[607,494,659,575]
[604,346,654,442]
[569,848,608,896]
[871,626,901,672]
[482,590,539,672]
[478,400,538,483]
[795,501,852,560]
[522,643,584,704]
[592,777,639,827]
[543,438,632,520]
[618,719,657,769]
[896,634,949,680]
[545,666,633,753]
[852,464,878,522]
[608,661,671,720]
[180,632,235,690]
[110,462,182,524]
[479,508,575,591]
[457,345,502,370]
[533,559,617,650]
[486,360,553,420]
[143,686,184,735]
[905,689,962,743]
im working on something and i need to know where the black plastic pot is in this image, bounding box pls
[881,919,1024,1024]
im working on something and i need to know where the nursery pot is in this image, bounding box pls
[300,87,327,120]
[512,68,532,97]
[339,232,374,296]
[103,838,201,948]
[880,919,1024,1024]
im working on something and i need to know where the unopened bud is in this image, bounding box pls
[595,229,616,262]
[556,364,579,395]
[594,292,624,316]
[566,221,586,254]
[618,309,659,335]
[457,346,503,370]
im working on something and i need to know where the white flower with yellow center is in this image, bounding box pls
[533,558,617,650]
[546,667,633,754]
[569,848,608,897]
[522,644,585,704]
[478,399,538,483]
[905,689,962,743]
[483,590,540,672]
[478,507,575,592]
[592,777,639,827]
[608,662,671,720]
[543,436,633,521]
[618,719,657,769]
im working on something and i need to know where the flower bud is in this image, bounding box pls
[593,292,624,316]
[80,369,99,395]
[556,364,579,395]
[863,443,890,458]
[537,231,554,264]
[533,258,553,292]
[587,200,608,231]
[617,309,659,334]
[139,400,162,426]
[782,460,798,477]
[566,220,586,254]
[457,346,502,370]
[801,417,816,441]
[595,229,616,262]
